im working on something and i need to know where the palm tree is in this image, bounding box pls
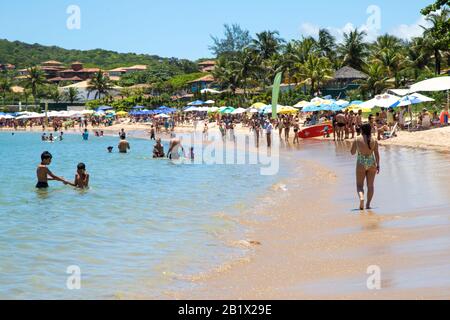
[230,48,258,96]
[317,29,336,61]
[67,87,80,104]
[212,58,240,94]
[405,37,433,80]
[359,63,390,97]
[48,86,63,103]
[372,34,403,56]
[24,67,46,107]
[373,49,406,87]
[337,28,368,70]
[422,8,449,75]
[88,71,113,99]
[0,78,12,106]
[296,54,333,95]
[251,30,284,60]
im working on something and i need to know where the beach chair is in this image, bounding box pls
[384,123,398,139]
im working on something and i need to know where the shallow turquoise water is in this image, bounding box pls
[0,132,280,299]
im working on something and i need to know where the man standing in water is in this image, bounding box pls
[118,135,130,153]
[351,123,380,210]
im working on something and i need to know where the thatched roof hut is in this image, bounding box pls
[333,66,368,81]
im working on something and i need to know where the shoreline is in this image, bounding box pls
[2,123,450,153]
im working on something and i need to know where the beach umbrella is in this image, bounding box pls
[184,107,198,112]
[132,105,145,110]
[251,102,267,109]
[390,93,435,108]
[278,106,298,114]
[188,100,205,106]
[231,107,247,114]
[347,106,373,113]
[359,94,399,109]
[301,105,321,112]
[81,110,94,115]
[220,107,235,114]
[155,114,170,118]
[208,107,219,113]
[335,100,350,108]
[184,106,199,112]
[409,76,450,93]
[116,111,128,117]
[205,100,215,104]
[97,106,113,111]
[0,114,15,119]
[247,108,259,113]
[294,101,311,108]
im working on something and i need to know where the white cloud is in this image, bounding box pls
[299,22,320,38]
[299,22,376,43]
[390,16,431,40]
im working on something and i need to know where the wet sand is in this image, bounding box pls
[167,140,450,300]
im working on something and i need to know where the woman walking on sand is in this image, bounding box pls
[351,123,380,210]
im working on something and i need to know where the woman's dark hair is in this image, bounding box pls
[361,123,372,149]
[77,163,86,170]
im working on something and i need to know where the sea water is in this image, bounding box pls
[0,132,282,299]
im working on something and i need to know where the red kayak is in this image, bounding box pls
[299,123,333,139]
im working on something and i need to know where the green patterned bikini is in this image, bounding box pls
[356,139,377,170]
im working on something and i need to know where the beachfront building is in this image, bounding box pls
[107,65,148,79]
[59,80,123,101]
[322,66,368,98]
[0,63,15,71]
[198,60,216,73]
[188,74,215,93]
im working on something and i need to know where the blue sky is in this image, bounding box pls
[0,0,432,60]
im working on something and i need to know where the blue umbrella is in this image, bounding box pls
[188,100,204,106]
[97,106,113,111]
[132,105,145,110]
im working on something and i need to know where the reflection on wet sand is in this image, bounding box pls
[175,140,450,300]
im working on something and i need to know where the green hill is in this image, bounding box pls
[0,38,198,73]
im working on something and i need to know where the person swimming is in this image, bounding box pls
[351,123,380,210]
[107,146,114,153]
[36,151,68,189]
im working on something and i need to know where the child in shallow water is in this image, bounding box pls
[66,163,90,189]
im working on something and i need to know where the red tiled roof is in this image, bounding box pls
[81,68,100,73]
[49,76,83,82]
[198,60,216,65]
[188,75,215,83]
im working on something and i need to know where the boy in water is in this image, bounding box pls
[36,151,68,189]
[66,163,90,189]
[107,146,114,153]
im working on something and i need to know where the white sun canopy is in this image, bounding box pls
[409,76,450,93]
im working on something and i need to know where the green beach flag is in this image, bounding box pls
[271,72,282,120]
